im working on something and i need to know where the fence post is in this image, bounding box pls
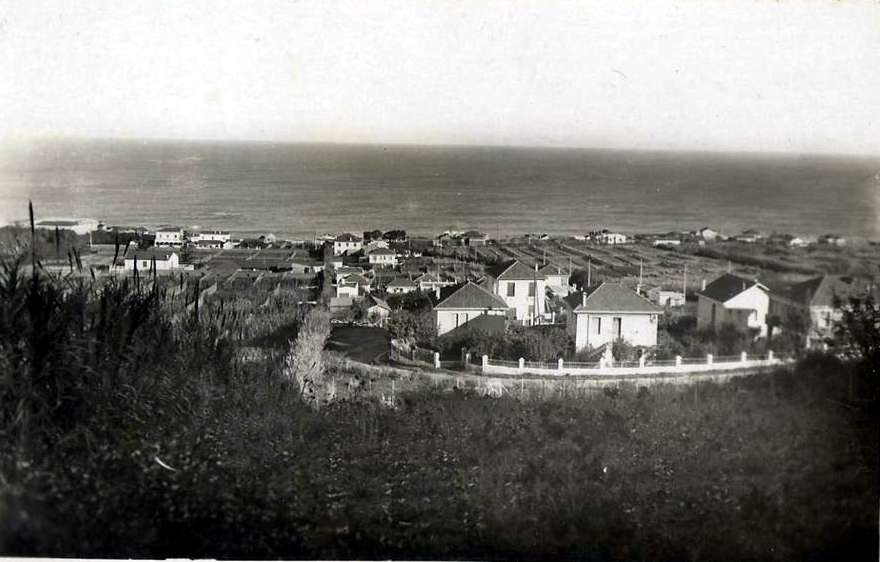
[706,353,713,365]
[767,350,774,362]
[740,351,747,363]
[598,358,605,369]
[675,355,682,367]
[482,354,489,372]
[465,352,471,368]
[434,352,441,369]
[638,355,646,368]
[557,358,564,373]
[518,357,525,371]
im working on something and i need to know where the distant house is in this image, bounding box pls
[333,233,363,256]
[818,234,847,246]
[365,295,392,327]
[599,232,628,245]
[462,230,489,246]
[154,227,184,247]
[696,273,770,336]
[565,283,662,351]
[770,275,878,345]
[698,227,721,242]
[122,249,180,272]
[34,218,100,236]
[367,247,397,267]
[363,240,389,253]
[335,266,365,279]
[733,229,764,244]
[415,272,455,295]
[190,230,232,249]
[289,258,324,275]
[486,260,546,326]
[647,287,685,307]
[652,238,682,247]
[788,237,809,248]
[539,264,570,297]
[433,282,510,337]
[386,277,417,295]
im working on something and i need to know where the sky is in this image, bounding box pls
[1,0,879,154]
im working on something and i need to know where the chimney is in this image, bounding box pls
[701,279,707,291]
[582,291,587,307]
[435,286,440,300]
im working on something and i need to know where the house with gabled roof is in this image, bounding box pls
[122,248,180,272]
[154,226,184,247]
[539,263,570,296]
[696,273,770,336]
[770,275,878,344]
[386,277,417,295]
[333,233,363,256]
[485,260,546,325]
[564,283,662,351]
[433,281,511,336]
[367,247,397,267]
[365,295,392,327]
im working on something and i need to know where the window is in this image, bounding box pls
[591,316,601,334]
[507,283,515,297]
[711,303,716,324]
[613,317,622,337]
[528,281,536,296]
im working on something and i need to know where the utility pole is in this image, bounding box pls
[638,258,643,294]
[683,263,688,300]
[587,256,592,288]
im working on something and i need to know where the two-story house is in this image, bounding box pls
[486,260,546,326]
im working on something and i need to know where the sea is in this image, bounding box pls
[1,138,878,241]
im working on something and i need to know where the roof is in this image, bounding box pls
[36,220,80,227]
[368,248,396,256]
[434,282,510,310]
[124,248,177,261]
[463,230,488,238]
[367,295,391,310]
[697,273,768,303]
[439,313,507,340]
[386,277,416,288]
[565,283,662,313]
[346,273,371,286]
[334,233,362,242]
[539,264,566,276]
[777,275,877,308]
[156,226,183,232]
[487,260,546,281]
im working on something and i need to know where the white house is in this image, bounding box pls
[652,239,682,247]
[415,272,455,295]
[336,281,360,299]
[647,287,686,307]
[154,227,184,247]
[333,233,363,255]
[463,230,489,246]
[698,227,721,242]
[433,282,510,337]
[122,249,180,272]
[565,283,662,351]
[34,218,100,236]
[599,232,628,245]
[539,264,570,297]
[190,230,232,249]
[367,247,397,267]
[365,295,392,327]
[696,273,770,336]
[486,260,546,326]
[386,277,417,295]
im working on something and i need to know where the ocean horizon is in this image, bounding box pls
[1,138,878,241]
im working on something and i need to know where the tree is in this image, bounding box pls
[834,293,880,376]
[283,306,333,409]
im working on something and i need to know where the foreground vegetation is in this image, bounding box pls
[1,248,878,560]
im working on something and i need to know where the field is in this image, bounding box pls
[407,237,880,294]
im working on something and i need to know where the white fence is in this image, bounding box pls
[479,351,786,376]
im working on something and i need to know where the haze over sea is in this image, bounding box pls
[1,138,878,240]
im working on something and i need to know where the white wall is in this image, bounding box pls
[334,240,363,255]
[124,253,179,271]
[697,285,769,336]
[493,279,545,325]
[155,230,183,246]
[572,311,658,351]
[435,309,507,336]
